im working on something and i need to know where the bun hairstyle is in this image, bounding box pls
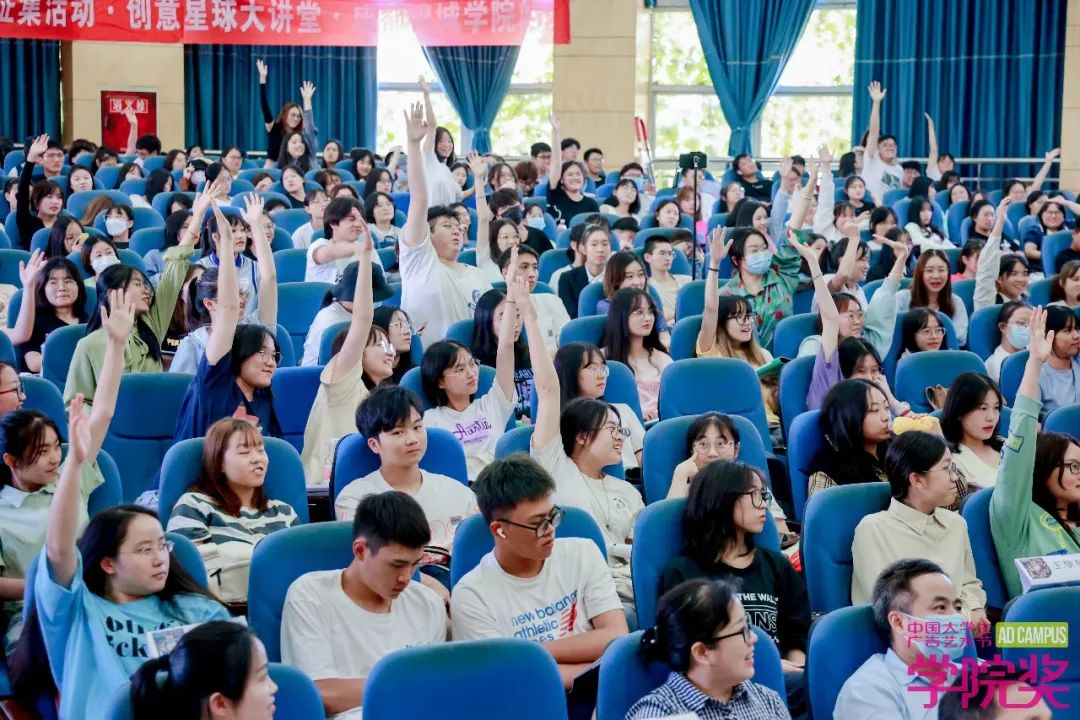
[641,578,738,671]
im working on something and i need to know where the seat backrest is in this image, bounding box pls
[102,372,194,501]
[1045,404,1080,438]
[631,498,779,628]
[807,605,888,719]
[526,359,643,426]
[277,282,332,358]
[451,507,607,589]
[998,350,1029,405]
[41,323,88,390]
[674,280,706,320]
[0,249,30,287]
[538,248,570,284]
[577,281,607,318]
[330,428,469,501]
[248,521,357,661]
[967,305,1003,360]
[23,375,68,439]
[86,448,124,517]
[128,227,165,257]
[558,315,606,347]
[1028,278,1052,307]
[1002,586,1080,710]
[364,638,567,720]
[959,487,1009,613]
[946,200,970,244]
[668,314,701,361]
[271,366,323,452]
[273,323,296,368]
[950,277,976,316]
[641,414,769,504]
[150,190,195,219]
[1043,229,1073,274]
[158,436,310,525]
[787,409,822,522]
[772,313,818,359]
[658,358,771,450]
[272,208,311,236]
[802,483,892,614]
[445,318,474,344]
[597,627,783,720]
[272,248,308,284]
[883,310,958,385]
[778,354,814,445]
[66,190,129,220]
[894,350,987,412]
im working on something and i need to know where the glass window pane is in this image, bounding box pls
[651,11,710,86]
[377,90,461,154]
[778,8,856,87]
[759,94,854,158]
[653,94,730,160]
[512,14,554,84]
[490,93,553,157]
[377,11,432,85]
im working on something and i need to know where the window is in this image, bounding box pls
[649,2,855,174]
[375,9,552,156]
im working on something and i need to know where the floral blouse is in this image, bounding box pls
[718,233,804,349]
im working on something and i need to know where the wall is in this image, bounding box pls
[551,0,646,168]
[61,41,184,149]
[1063,0,1080,188]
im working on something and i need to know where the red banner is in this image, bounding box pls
[0,0,559,45]
[101,90,156,149]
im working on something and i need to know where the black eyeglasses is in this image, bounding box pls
[496,506,565,538]
[741,488,773,509]
[711,623,753,646]
[0,383,25,399]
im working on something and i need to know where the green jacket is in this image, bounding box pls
[991,393,1080,598]
[63,245,194,407]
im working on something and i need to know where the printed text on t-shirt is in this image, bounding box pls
[512,590,579,642]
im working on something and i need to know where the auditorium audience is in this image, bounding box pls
[940,373,1004,489]
[895,249,969,345]
[10,253,88,374]
[602,288,672,421]
[984,301,1031,382]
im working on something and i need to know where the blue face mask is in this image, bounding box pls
[525,217,545,230]
[1007,324,1030,350]
[632,177,645,192]
[745,250,774,275]
[903,612,968,662]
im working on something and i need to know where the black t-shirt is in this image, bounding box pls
[738,176,773,203]
[525,226,554,255]
[1054,248,1080,274]
[546,186,599,225]
[17,314,79,371]
[660,548,810,655]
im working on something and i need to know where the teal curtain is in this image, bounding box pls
[0,40,60,140]
[422,45,520,154]
[853,0,1064,183]
[185,45,376,153]
[688,0,815,155]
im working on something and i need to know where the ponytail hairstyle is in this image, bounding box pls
[187,265,217,330]
[130,621,260,720]
[641,578,739,672]
[0,409,61,489]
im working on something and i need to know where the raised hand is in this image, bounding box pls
[1027,306,1053,363]
[123,108,137,129]
[867,81,886,102]
[504,245,520,288]
[101,288,135,344]
[817,144,833,165]
[779,156,793,180]
[68,394,92,464]
[549,114,561,133]
[709,227,732,261]
[838,217,860,239]
[210,204,235,258]
[354,213,373,254]
[466,150,486,178]
[514,275,536,320]
[923,112,935,127]
[241,192,265,228]
[1045,147,1061,161]
[404,102,427,143]
[789,230,818,263]
[256,58,268,82]
[417,75,431,95]
[26,134,49,164]
[18,249,46,288]
[300,80,316,103]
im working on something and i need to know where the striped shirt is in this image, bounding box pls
[626,671,791,720]
[166,492,298,548]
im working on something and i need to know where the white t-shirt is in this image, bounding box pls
[301,302,352,367]
[281,570,445,720]
[810,274,868,313]
[533,293,572,354]
[304,239,385,284]
[612,402,645,471]
[292,222,315,249]
[531,434,644,550]
[984,344,1011,383]
[423,150,463,208]
[862,151,903,204]
[450,537,622,642]
[334,469,477,555]
[400,234,492,346]
[423,382,516,483]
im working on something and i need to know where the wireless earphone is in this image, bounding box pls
[496,528,507,538]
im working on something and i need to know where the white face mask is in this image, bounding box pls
[91,254,121,274]
[105,217,129,236]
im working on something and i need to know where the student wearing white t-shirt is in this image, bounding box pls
[499,245,570,355]
[336,384,478,601]
[281,491,446,720]
[861,81,904,204]
[451,454,628,691]
[305,195,384,284]
[291,187,327,249]
[419,267,536,482]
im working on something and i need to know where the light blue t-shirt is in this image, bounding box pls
[1038,356,1080,418]
[34,546,228,720]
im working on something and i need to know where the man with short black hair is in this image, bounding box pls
[561,137,581,162]
[531,141,553,177]
[488,188,553,255]
[612,216,639,251]
[834,558,967,719]
[306,195,382,283]
[583,147,604,184]
[41,139,65,178]
[451,454,628,690]
[336,385,477,597]
[497,244,570,352]
[292,188,328,249]
[135,134,162,160]
[644,235,691,325]
[901,160,922,190]
[938,665,1052,719]
[282,491,446,720]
